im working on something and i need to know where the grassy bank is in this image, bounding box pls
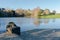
[39,14,60,18]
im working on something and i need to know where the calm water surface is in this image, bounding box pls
[0,17,60,32]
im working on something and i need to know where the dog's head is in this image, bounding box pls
[8,22,17,28]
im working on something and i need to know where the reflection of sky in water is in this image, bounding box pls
[0,18,60,32]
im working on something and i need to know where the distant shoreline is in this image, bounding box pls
[0,14,60,18]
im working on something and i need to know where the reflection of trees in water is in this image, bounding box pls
[44,19,49,24]
[33,18,41,27]
[33,18,50,26]
[42,18,55,24]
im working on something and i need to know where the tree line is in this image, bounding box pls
[0,8,56,17]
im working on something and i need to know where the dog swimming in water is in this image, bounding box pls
[0,22,20,38]
[6,22,20,35]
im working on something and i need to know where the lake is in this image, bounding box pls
[0,17,60,32]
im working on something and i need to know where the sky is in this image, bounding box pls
[0,0,60,13]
